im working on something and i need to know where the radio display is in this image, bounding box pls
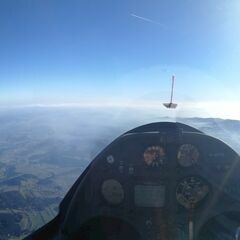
[134,185,165,207]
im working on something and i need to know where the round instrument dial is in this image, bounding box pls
[101,179,124,205]
[176,176,209,209]
[144,146,166,167]
[177,144,199,167]
[106,155,115,164]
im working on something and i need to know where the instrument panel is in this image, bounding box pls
[100,142,208,210]
[99,138,220,211]
[60,122,240,240]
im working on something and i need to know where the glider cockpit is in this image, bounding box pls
[27,122,240,240]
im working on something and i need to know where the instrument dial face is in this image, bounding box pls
[106,155,115,164]
[177,144,200,167]
[101,179,124,205]
[143,146,166,167]
[176,176,209,209]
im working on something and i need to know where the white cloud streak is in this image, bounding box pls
[130,13,166,27]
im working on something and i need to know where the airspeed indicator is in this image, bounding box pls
[101,179,124,205]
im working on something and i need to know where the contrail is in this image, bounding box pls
[130,13,165,27]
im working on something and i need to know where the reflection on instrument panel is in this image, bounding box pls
[101,179,124,205]
[176,176,209,209]
[143,146,165,167]
[177,144,200,167]
[198,211,240,240]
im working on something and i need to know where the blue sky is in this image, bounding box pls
[0,0,240,118]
